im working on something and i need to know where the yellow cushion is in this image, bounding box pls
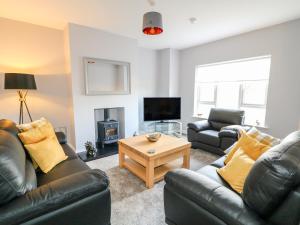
[24,136,68,173]
[16,117,48,132]
[224,130,270,164]
[217,148,255,193]
[247,127,280,147]
[18,122,56,145]
[18,119,58,170]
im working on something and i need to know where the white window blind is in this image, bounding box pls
[194,56,271,126]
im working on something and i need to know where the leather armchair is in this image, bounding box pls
[164,131,300,225]
[0,119,111,225]
[188,108,248,155]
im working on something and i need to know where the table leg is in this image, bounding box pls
[119,145,125,168]
[146,159,154,188]
[183,148,190,169]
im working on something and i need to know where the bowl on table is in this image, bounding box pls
[146,132,161,142]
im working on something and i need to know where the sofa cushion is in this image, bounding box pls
[55,131,67,144]
[208,108,245,126]
[217,148,255,193]
[247,127,280,147]
[18,122,56,145]
[16,117,47,132]
[211,156,226,168]
[224,131,270,164]
[243,131,300,217]
[210,121,232,131]
[62,143,78,160]
[25,136,68,173]
[197,165,229,188]
[37,158,90,186]
[0,130,37,204]
[196,130,220,147]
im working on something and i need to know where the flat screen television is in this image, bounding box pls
[144,97,181,121]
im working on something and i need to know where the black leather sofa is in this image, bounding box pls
[187,108,247,155]
[164,130,300,225]
[0,119,111,225]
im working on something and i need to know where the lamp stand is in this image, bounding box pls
[17,90,33,124]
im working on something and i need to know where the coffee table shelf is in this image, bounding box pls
[118,134,191,188]
[123,158,182,183]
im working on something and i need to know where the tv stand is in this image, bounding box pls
[149,121,182,136]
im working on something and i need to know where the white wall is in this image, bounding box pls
[179,19,300,138]
[157,49,171,96]
[0,17,73,144]
[137,48,159,131]
[169,49,180,97]
[157,48,180,97]
[67,23,160,152]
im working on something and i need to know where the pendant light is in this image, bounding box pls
[143,0,163,35]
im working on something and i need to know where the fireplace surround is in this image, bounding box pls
[78,107,125,162]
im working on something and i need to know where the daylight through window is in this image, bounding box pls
[194,56,271,126]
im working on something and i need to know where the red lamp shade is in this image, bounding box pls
[143,27,163,35]
[143,11,163,35]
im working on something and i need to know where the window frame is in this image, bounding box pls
[193,55,271,127]
[239,80,269,109]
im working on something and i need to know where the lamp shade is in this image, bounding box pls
[4,73,37,90]
[143,11,163,35]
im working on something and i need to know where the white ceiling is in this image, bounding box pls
[1,0,300,49]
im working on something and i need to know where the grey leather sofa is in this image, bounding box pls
[187,108,247,155]
[0,119,111,225]
[164,130,300,225]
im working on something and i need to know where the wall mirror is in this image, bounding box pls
[84,57,131,95]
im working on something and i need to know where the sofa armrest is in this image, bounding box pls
[0,169,109,225]
[165,169,265,225]
[187,120,211,132]
[219,125,251,138]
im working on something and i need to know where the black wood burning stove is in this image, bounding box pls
[78,108,120,162]
[97,109,119,148]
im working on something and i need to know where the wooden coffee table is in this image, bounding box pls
[118,134,191,188]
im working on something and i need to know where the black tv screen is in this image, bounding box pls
[144,97,181,121]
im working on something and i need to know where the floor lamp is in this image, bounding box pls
[4,73,37,124]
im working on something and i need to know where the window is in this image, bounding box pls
[194,56,271,126]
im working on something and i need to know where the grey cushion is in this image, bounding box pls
[0,130,37,205]
[196,130,220,147]
[243,131,300,217]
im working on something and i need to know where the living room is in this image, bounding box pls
[0,1,300,225]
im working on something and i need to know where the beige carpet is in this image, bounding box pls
[87,149,218,225]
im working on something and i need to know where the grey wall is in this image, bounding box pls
[179,19,300,138]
